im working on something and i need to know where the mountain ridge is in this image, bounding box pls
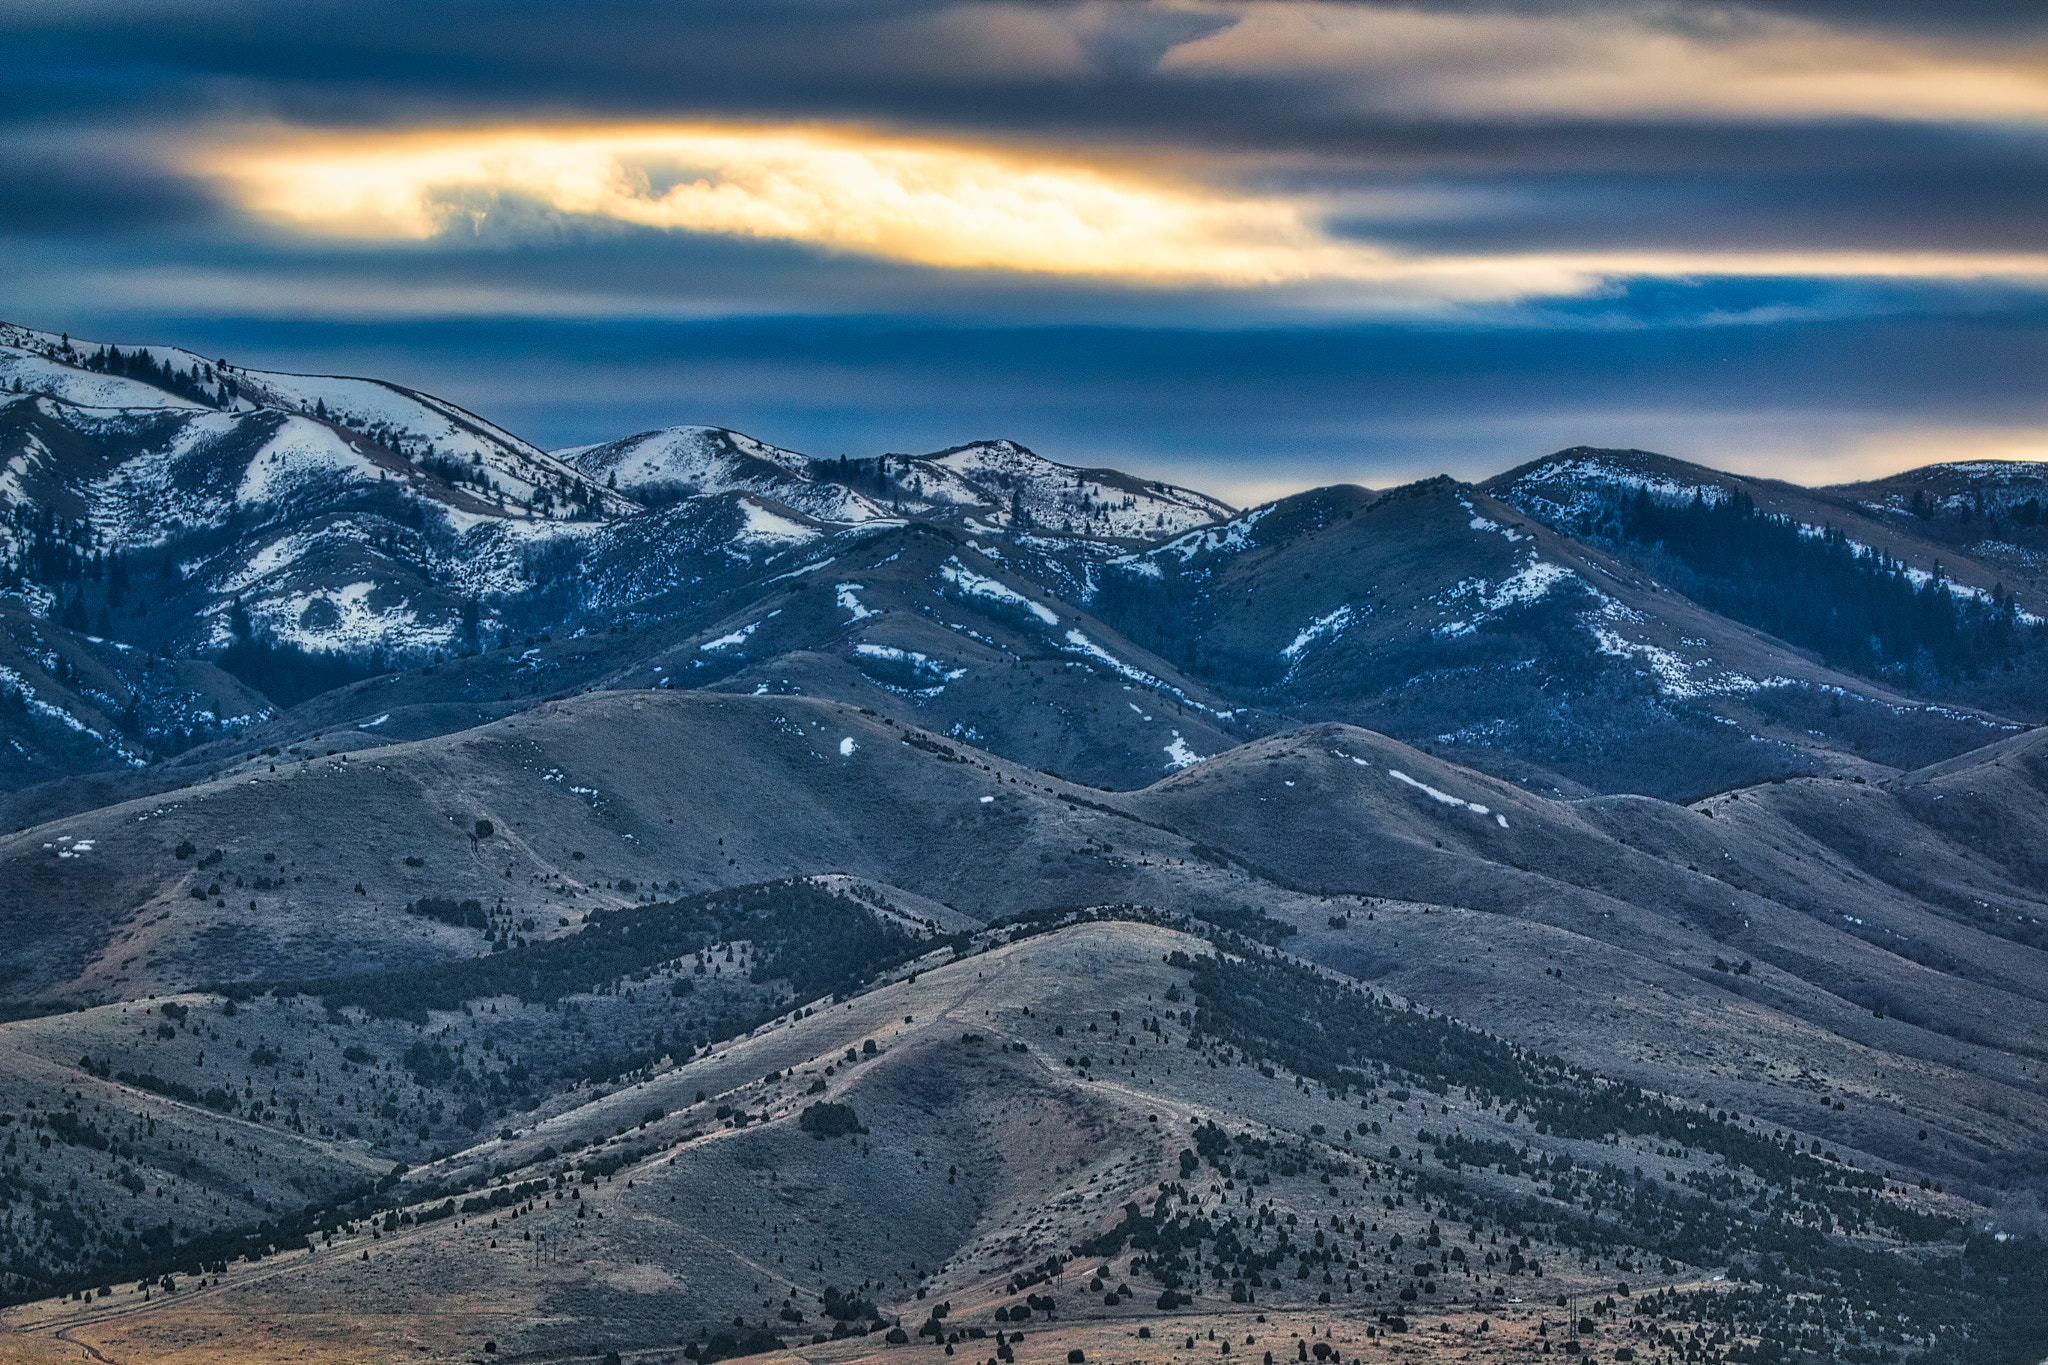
[5,319,2042,810]
[2,320,2047,1364]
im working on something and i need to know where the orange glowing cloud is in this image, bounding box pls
[202,123,2048,303]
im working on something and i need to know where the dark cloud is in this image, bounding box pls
[6,2,2041,189]
[1326,158,2048,255]
[4,0,2039,279]
[5,2,2037,147]
[1616,0,2048,38]
[0,146,223,236]
[1076,7,1240,77]
[1344,0,2048,34]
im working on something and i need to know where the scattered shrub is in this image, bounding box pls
[800,1102,865,1139]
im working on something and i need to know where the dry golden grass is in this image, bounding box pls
[4,1290,1660,1365]
[3,924,1720,1365]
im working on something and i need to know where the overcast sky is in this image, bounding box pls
[5,0,2045,502]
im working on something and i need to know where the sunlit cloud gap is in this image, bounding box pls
[214,126,1365,285]
[209,126,2048,300]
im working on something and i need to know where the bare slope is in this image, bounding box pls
[604,523,1257,787]
[3,921,1994,1365]
[4,690,2045,1207]
[0,689,1273,1013]
[1132,725,2048,1180]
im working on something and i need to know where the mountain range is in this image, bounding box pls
[0,321,2045,1365]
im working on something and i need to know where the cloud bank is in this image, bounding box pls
[5,0,2046,486]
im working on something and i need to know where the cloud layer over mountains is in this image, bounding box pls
[4,0,2046,488]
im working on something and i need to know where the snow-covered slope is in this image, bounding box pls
[0,325,688,682]
[0,605,272,787]
[1487,446,2046,615]
[1,393,483,650]
[1485,446,1736,527]
[559,429,1235,541]
[1,322,637,522]
[1075,476,2032,800]
[0,346,211,413]
[1828,460,2048,518]
[224,366,642,521]
[1820,461,2048,611]
[560,425,894,524]
[921,439,1235,538]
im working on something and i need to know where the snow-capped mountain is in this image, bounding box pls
[1487,446,2046,609]
[560,425,895,524]
[0,322,1246,784]
[0,322,640,521]
[914,439,1237,537]
[559,426,1236,539]
[0,327,1235,664]
[1831,460,2048,520]
[0,320,2041,806]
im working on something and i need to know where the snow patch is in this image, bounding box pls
[1388,768,1501,824]
[1434,557,1580,637]
[1895,564,2046,623]
[1458,495,1532,543]
[835,583,880,621]
[1148,505,1273,565]
[262,581,451,654]
[1282,605,1353,661]
[734,499,818,547]
[854,643,967,681]
[235,418,385,506]
[1589,627,1791,700]
[701,610,780,653]
[1062,630,1155,687]
[937,558,1059,625]
[1485,559,1578,609]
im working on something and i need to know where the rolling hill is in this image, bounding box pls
[1,319,2045,1365]
[2,691,2043,1199]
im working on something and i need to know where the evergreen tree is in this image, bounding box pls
[1586,487,2038,683]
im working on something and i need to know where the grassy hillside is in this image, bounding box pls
[3,922,2041,1365]
[2,695,2043,1210]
